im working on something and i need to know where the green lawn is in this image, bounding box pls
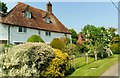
[68,55,118,77]
[70,57,95,69]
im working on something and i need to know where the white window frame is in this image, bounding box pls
[18,27,27,33]
[25,11,31,18]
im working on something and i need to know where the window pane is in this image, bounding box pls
[49,32,51,36]
[19,27,22,32]
[46,31,48,36]
[25,11,31,18]
[24,28,27,32]
[38,30,40,35]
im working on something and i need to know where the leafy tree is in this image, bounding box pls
[69,29,78,44]
[81,25,115,60]
[0,2,8,13]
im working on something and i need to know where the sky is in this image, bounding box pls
[4,1,118,33]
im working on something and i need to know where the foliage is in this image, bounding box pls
[111,43,120,54]
[69,29,78,44]
[0,2,8,13]
[50,38,65,50]
[63,44,79,58]
[27,35,44,43]
[0,43,54,76]
[60,37,70,45]
[41,49,69,77]
[81,25,117,58]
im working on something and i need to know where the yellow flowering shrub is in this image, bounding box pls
[41,49,70,77]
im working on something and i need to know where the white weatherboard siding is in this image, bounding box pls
[0,24,71,44]
[0,24,8,40]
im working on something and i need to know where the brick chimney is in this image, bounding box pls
[46,2,52,14]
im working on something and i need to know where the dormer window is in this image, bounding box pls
[25,11,31,18]
[45,17,51,23]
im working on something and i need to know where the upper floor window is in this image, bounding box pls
[45,17,51,24]
[18,27,27,33]
[25,11,31,18]
[45,31,51,36]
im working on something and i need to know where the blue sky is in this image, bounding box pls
[5,2,118,33]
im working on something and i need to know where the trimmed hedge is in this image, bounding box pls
[27,35,44,42]
[50,38,65,50]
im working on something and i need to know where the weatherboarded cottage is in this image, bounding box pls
[0,2,71,44]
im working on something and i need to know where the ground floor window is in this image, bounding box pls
[0,40,7,44]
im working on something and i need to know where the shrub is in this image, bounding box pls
[41,49,70,77]
[50,38,65,50]
[27,35,44,42]
[111,43,120,54]
[63,44,79,58]
[0,42,54,76]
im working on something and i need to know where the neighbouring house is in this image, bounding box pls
[76,33,86,45]
[0,2,71,44]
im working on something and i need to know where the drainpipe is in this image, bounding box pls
[7,25,10,44]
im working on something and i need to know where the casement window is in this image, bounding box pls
[45,31,51,36]
[25,11,31,18]
[18,27,27,33]
[45,17,51,24]
[38,30,41,35]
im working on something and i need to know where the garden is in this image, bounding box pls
[0,25,120,77]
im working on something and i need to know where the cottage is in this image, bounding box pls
[0,2,71,44]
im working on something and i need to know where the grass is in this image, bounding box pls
[71,57,95,69]
[68,55,118,77]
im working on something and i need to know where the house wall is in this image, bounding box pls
[0,24,8,40]
[0,24,71,44]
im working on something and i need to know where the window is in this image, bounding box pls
[45,31,51,36]
[23,28,27,32]
[18,27,27,33]
[38,30,41,35]
[19,27,22,32]
[45,17,51,23]
[25,11,31,18]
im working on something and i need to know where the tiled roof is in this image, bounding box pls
[0,2,71,34]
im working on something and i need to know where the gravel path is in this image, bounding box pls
[100,61,119,77]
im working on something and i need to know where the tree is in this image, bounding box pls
[69,29,78,44]
[81,25,115,60]
[0,2,8,13]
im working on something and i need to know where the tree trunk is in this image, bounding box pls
[94,49,97,61]
[85,53,88,64]
[101,52,104,58]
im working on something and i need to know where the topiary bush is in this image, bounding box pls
[50,38,65,50]
[0,42,54,76]
[41,49,70,77]
[27,35,44,42]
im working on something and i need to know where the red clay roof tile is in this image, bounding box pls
[0,2,71,34]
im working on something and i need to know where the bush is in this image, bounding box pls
[50,38,65,50]
[27,35,44,42]
[41,49,70,77]
[111,43,120,54]
[0,42,54,76]
[63,44,79,58]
